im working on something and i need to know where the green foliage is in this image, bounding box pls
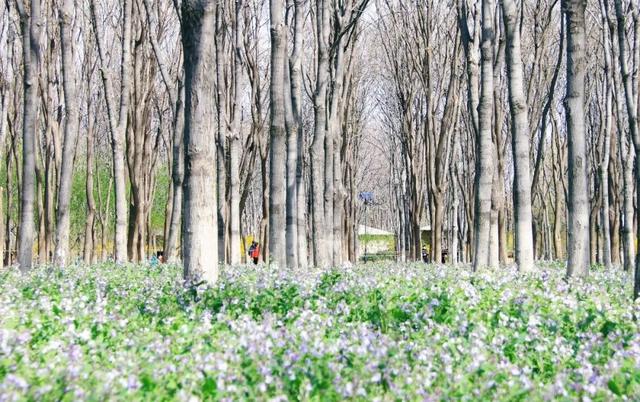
[0,157,171,254]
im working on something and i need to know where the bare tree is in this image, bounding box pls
[290,0,307,267]
[53,0,80,266]
[229,0,243,265]
[16,0,42,271]
[472,0,495,271]
[501,0,534,272]
[267,0,287,267]
[181,0,218,284]
[613,0,640,296]
[90,0,133,263]
[310,0,330,268]
[564,0,590,278]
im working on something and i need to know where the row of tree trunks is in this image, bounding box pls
[90,0,132,264]
[612,0,640,297]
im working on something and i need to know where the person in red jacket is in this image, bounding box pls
[248,241,260,264]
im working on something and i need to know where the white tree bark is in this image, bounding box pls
[472,0,495,271]
[165,83,185,263]
[17,0,42,271]
[501,0,534,272]
[614,0,640,296]
[215,5,227,264]
[229,0,243,265]
[311,0,330,268]
[564,0,590,279]
[267,0,287,267]
[291,0,307,268]
[182,0,218,285]
[284,48,298,268]
[54,0,80,266]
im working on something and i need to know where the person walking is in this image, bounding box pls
[248,241,260,264]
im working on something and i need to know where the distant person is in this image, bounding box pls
[422,246,428,263]
[248,241,260,264]
[157,251,165,264]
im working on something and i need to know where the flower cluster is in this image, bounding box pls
[1,262,639,400]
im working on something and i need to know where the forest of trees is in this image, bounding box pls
[0,0,639,295]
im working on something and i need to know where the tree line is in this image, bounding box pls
[1,0,639,297]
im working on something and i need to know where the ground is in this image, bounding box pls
[0,262,639,400]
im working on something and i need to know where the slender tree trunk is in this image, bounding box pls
[84,118,96,264]
[600,90,613,269]
[564,0,590,279]
[291,0,307,267]
[54,0,80,266]
[451,193,459,265]
[489,169,500,267]
[284,44,298,268]
[90,0,132,264]
[0,92,6,267]
[472,0,495,271]
[311,0,330,268]
[17,0,42,271]
[5,151,13,266]
[267,0,287,267]
[181,0,219,285]
[622,149,635,271]
[215,6,227,264]
[166,83,185,263]
[433,194,444,263]
[554,179,564,260]
[43,151,55,263]
[37,176,45,264]
[260,152,269,262]
[590,203,599,265]
[501,0,534,272]
[498,209,508,264]
[229,0,243,265]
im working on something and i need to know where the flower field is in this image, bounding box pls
[1,263,639,401]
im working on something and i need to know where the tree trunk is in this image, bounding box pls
[53,0,80,266]
[472,0,495,271]
[554,179,564,260]
[600,92,613,269]
[267,0,287,267]
[284,42,298,269]
[215,6,227,264]
[229,0,243,265]
[5,149,13,266]
[165,82,185,263]
[84,116,96,264]
[489,170,500,268]
[433,194,444,263]
[311,0,330,268]
[291,0,307,268]
[17,0,42,271]
[501,0,535,272]
[181,0,219,285]
[564,0,590,279]
[260,152,269,262]
[451,193,459,265]
[622,150,635,271]
[90,0,132,264]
